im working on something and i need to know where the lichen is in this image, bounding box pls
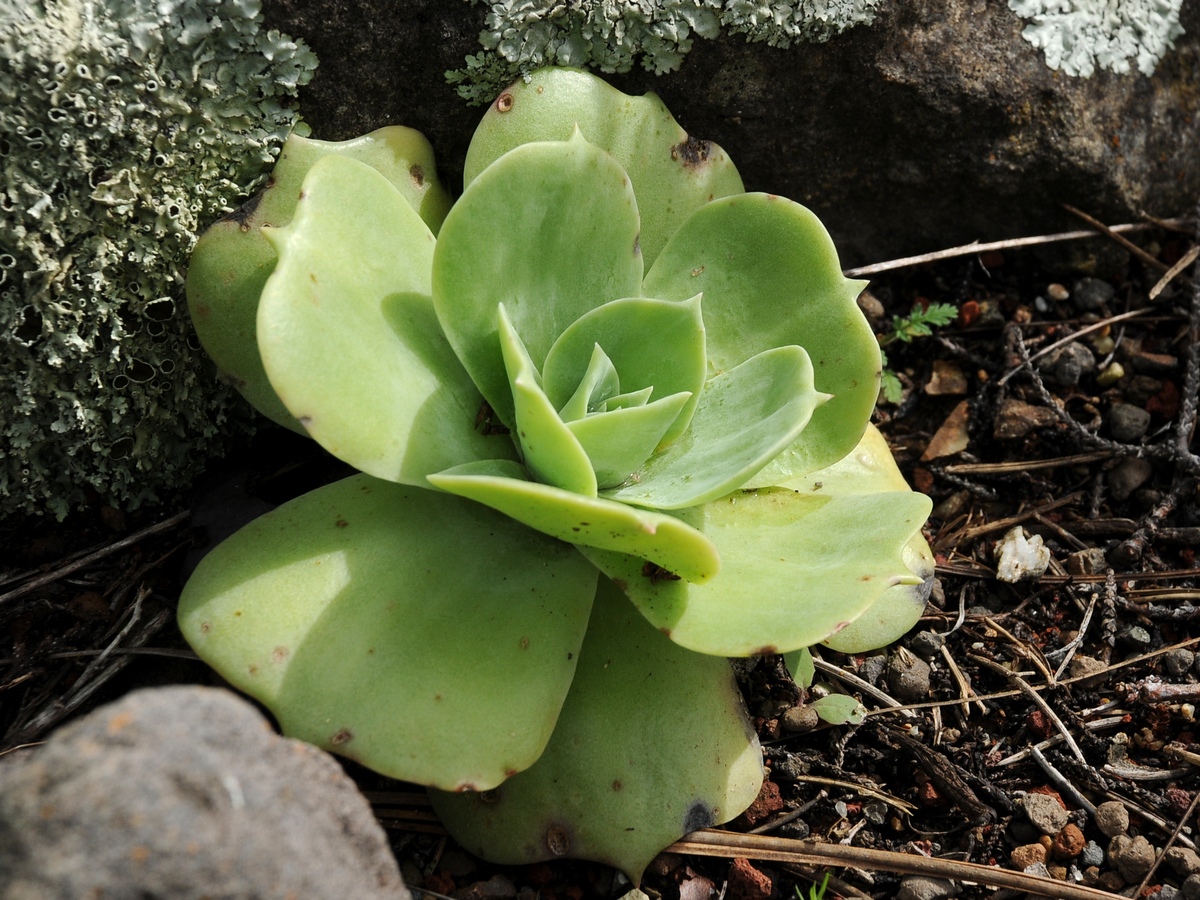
[1008,0,1185,77]
[446,0,882,103]
[0,0,316,519]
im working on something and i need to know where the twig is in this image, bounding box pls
[1133,787,1200,899]
[969,655,1087,764]
[1062,203,1171,273]
[669,830,1120,900]
[1150,243,1200,300]
[812,656,913,719]
[1028,745,1097,815]
[842,218,1192,278]
[997,307,1152,386]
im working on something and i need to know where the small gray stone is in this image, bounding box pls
[1109,403,1152,442]
[858,654,888,686]
[1166,847,1200,877]
[887,648,932,703]
[1022,793,1069,835]
[896,876,961,900]
[1165,649,1197,677]
[1182,873,1200,900]
[0,686,405,899]
[1162,886,1182,900]
[1066,547,1110,576]
[909,630,945,661]
[1118,625,1152,650]
[1081,840,1106,868]
[1049,343,1097,387]
[1095,800,1131,837]
[1068,655,1109,689]
[1108,457,1154,501]
[1073,278,1116,312]
[1109,834,1156,882]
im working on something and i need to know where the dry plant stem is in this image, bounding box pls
[1132,786,1200,899]
[942,451,1112,475]
[841,217,1192,277]
[0,509,190,605]
[669,830,1119,900]
[1150,243,1200,300]
[968,654,1087,764]
[811,655,913,718]
[1028,745,1096,815]
[998,307,1152,386]
[1062,203,1171,273]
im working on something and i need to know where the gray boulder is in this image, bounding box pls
[261,0,1199,268]
[0,686,405,899]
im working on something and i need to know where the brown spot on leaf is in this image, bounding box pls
[335,517,348,528]
[330,728,353,745]
[496,92,514,113]
[409,163,425,187]
[642,561,681,584]
[671,135,713,168]
[223,191,263,228]
[270,646,289,664]
[750,645,778,656]
[611,779,623,791]
[545,825,572,857]
[199,621,211,634]
[519,636,530,650]
[480,788,501,803]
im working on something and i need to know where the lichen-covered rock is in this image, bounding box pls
[0,0,316,519]
[0,685,405,898]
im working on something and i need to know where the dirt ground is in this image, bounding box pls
[2,209,1198,900]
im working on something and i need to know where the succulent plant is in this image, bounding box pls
[179,67,933,880]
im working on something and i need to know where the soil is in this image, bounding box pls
[2,217,1199,900]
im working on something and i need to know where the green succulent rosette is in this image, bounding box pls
[179,67,933,880]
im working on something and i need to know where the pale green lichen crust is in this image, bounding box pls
[0,0,316,518]
[1008,0,1185,76]
[447,0,883,103]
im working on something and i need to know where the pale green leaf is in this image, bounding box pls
[644,193,880,477]
[258,155,513,484]
[428,460,719,584]
[464,67,744,267]
[601,346,826,510]
[558,344,620,422]
[810,693,866,726]
[430,579,763,882]
[568,391,691,488]
[433,132,643,427]
[177,475,598,791]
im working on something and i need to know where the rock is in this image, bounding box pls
[1068,656,1109,690]
[1183,873,1200,900]
[896,876,961,900]
[1051,823,1086,859]
[780,705,821,733]
[1073,278,1117,312]
[993,399,1059,441]
[1118,625,1152,650]
[1066,548,1110,576]
[0,686,405,899]
[925,360,969,396]
[1010,843,1048,870]
[1081,840,1106,868]
[1108,457,1155,501]
[1108,403,1152,442]
[909,630,946,660]
[1166,847,1200,878]
[1040,343,1096,387]
[1022,793,1068,835]
[1161,885,1182,900]
[261,2,1200,269]
[1108,834,1156,882]
[994,526,1051,582]
[923,399,971,460]
[1164,649,1197,677]
[727,858,772,900]
[887,647,932,702]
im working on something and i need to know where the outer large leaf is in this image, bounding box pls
[644,193,880,476]
[177,475,598,791]
[433,132,643,428]
[581,488,932,656]
[601,346,825,510]
[430,580,763,883]
[464,67,745,267]
[258,155,512,484]
[428,460,720,584]
[186,128,451,431]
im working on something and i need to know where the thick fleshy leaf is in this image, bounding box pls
[430,580,763,883]
[177,475,598,791]
[499,305,597,496]
[257,155,512,484]
[580,487,932,656]
[559,344,620,422]
[543,295,707,445]
[433,132,643,427]
[187,127,451,432]
[428,460,719,584]
[644,193,880,477]
[568,391,692,488]
[464,67,745,267]
[601,346,826,510]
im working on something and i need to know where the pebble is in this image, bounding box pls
[858,654,888,686]
[1046,283,1070,301]
[1107,457,1154,501]
[1049,343,1097,387]
[1051,823,1086,859]
[1108,403,1152,442]
[1081,840,1106,867]
[1166,847,1200,877]
[909,630,945,660]
[1109,834,1156,882]
[1183,873,1200,900]
[727,858,772,900]
[1068,656,1109,689]
[1010,843,1048,870]
[1022,793,1068,834]
[1095,801,1131,838]
[1117,625,1152,650]
[887,648,932,702]
[993,398,1059,440]
[1073,277,1116,311]
[1161,885,1182,900]
[1165,649,1198,677]
[1066,547,1109,576]
[780,705,820,733]
[896,876,961,900]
